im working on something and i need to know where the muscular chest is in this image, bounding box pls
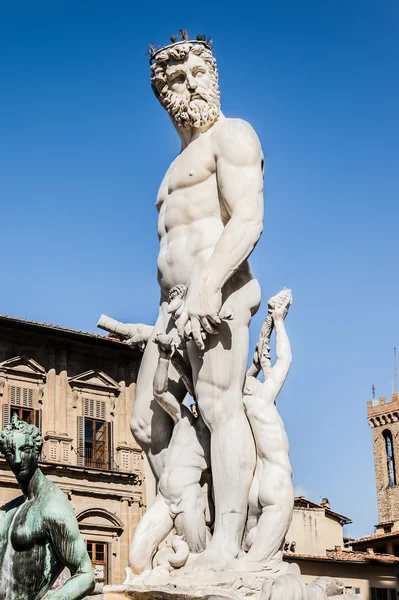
[156,137,217,218]
[10,501,48,550]
[170,136,216,191]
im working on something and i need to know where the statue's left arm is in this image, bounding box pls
[45,503,95,600]
[177,119,264,347]
[268,313,292,398]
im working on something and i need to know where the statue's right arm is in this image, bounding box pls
[45,502,94,600]
[125,323,154,349]
[269,315,292,398]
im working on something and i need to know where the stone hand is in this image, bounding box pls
[176,281,222,350]
[126,324,152,350]
[268,288,292,321]
[270,305,287,320]
[153,333,176,358]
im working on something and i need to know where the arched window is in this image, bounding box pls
[383,430,396,487]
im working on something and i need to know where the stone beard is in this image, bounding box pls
[151,43,220,128]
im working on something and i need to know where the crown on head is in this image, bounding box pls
[148,30,213,64]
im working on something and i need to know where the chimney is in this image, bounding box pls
[334,545,341,551]
[320,497,330,509]
[367,548,374,554]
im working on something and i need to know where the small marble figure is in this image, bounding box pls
[240,289,294,570]
[128,333,210,576]
[0,414,94,600]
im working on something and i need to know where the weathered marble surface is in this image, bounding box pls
[0,415,94,600]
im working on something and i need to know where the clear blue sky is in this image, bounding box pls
[1,1,398,538]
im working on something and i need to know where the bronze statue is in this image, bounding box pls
[0,414,94,600]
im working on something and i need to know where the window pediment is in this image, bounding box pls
[0,355,46,383]
[68,370,120,394]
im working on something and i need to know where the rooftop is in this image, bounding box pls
[350,530,399,545]
[294,496,352,525]
[285,550,399,565]
[0,314,140,354]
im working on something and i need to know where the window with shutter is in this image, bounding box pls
[84,419,108,469]
[87,541,108,584]
[7,385,36,428]
[10,385,34,408]
[10,406,34,426]
[84,398,107,421]
[77,416,85,467]
[107,422,114,470]
[2,403,10,428]
[34,409,42,433]
[77,417,115,470]
[78,399,114,470]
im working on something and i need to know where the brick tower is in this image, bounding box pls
[368,392,399,530]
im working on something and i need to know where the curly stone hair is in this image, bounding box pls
[150,42,219,101]
[0,413,43,455]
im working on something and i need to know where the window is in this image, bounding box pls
[393,543,399,557]
[383,430,396,487]
[2,385,42,431]
[87,541,108,584]
[84,418,108,469]
[374,545,388,554]
[370,588,396,600]
[10,405,34,424]
[77,414,114,470]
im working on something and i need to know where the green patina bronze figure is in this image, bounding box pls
[0,414,95,600]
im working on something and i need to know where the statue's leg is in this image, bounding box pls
[246,461,294,564]
[243,456,263,551]
[174,483,207,553]
[130,301,187,479]
[187,278,260,568]
[128,494,174,574]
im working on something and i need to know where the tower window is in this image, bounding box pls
[383,430,396,487]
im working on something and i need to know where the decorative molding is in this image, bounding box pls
[72,389,81,409]
[77,507,124,534]
[38,383,45,404]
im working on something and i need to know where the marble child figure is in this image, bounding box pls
[129,332,210,575]
[130,32,264,570]
[0,414,94,600]
[240,289,294,570]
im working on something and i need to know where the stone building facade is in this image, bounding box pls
[367,393,399,528]
[0,314,144,585]
[286,497,352,556]
[285,497,399,599]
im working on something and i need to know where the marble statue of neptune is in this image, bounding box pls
[98,31,363,600]
[129,32,264,571]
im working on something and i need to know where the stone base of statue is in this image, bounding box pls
[104,559,361,600]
